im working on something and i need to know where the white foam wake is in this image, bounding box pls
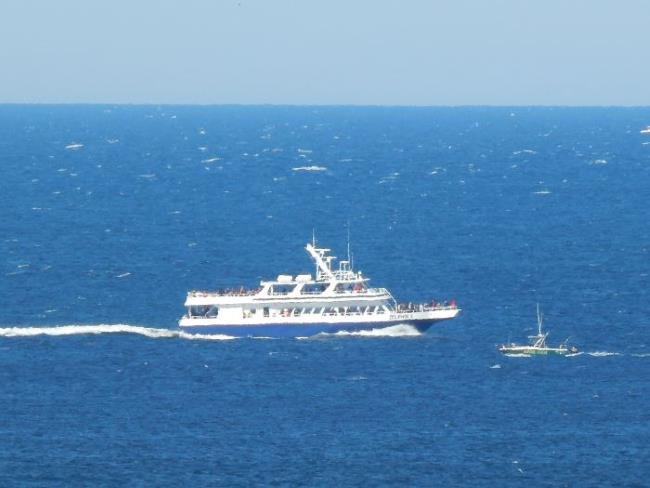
[0,324,235,341]
[315,324,422,338]
[587,351,622,357]
[292,165,327,172]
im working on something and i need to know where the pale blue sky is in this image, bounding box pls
[1,0,649,105]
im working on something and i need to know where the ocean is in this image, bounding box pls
[0,105,649,486]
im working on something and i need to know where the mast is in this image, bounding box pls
[535,303,548,348]
[346,221,356,273]
[346,221,351,266]
[312,230,317,278]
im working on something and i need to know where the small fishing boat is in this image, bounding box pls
[499,304,578,356]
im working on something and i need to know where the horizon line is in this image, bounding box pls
[1,102,650,109]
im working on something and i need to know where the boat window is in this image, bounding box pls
[334,283,366,293]
[334,283,355,293]
[269,284,297,295]
[301,283,328,294]
[206,306,219,318]
[190,305,209,317]
[280,308,292,317]
[263,307,269,317]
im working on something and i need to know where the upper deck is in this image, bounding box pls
[185,240,395,306]
[186,284,393,306]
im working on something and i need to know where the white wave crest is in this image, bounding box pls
[292,165,327,172]
[317,324,422,338]
[0,324,235,341]
[587,351,622,357]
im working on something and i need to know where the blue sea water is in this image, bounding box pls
[1,105,649,486]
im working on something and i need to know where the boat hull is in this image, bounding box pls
[499,346,573,356]
[179,308,460,338]
[179,318,446,338]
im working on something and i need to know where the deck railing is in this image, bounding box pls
[190,288,262,297]
[189,287,393,298]
[396,302,458,313]
[333,287,389,295]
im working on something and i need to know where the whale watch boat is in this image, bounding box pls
[499,304,578,356]
[179,239,460,337]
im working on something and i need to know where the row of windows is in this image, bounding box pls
[268,283,367,295]
[188,305,388,319]
[189,305,219,317]
[261,305,386,318]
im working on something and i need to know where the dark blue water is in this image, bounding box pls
[1,105,649,485]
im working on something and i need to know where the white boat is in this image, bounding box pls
[499,304,578,356]
[179,239,460,337]
[640,126,650,134]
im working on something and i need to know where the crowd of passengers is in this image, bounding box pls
[397,299,458,311]
[190,287,262,297]
[190,284,371,296]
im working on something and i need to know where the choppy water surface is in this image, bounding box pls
[1,105,649,485]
